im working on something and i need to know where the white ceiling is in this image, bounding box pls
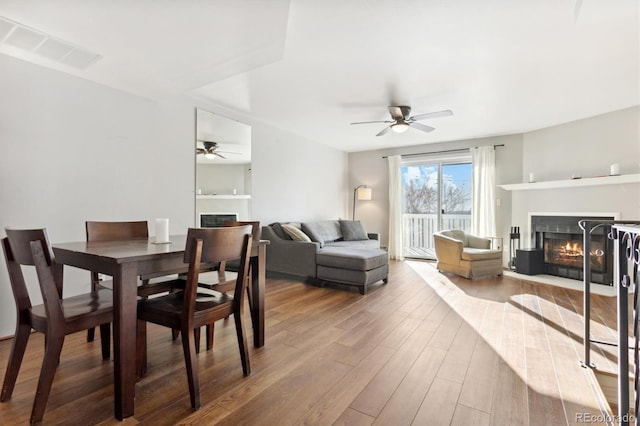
[1,0,638,152]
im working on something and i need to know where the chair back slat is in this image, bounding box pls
[184,226,252,264]
[3,229,64,318]
[232,233,252,307]
[2,237,32,313]
[223,221,260,241]
[4,228,52,266]
[181,227,252,320]
[30,240,65,325]
[86,221,148,242]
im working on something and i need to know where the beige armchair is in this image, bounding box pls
[433,230,503,278]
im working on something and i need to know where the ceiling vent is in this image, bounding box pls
[0,16,102,70]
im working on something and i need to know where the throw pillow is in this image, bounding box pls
[270,222,292,240]
[301,221,342,245]
[281,224,312,242]
[339,220,369,241]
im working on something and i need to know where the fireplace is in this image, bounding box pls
[199,212,238,228]
[530,214,614,285]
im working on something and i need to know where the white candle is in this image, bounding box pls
[610,163,620,176]
[529,172,535,183]
[155,218,169,243]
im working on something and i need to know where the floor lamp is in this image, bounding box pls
[353,185,372,220]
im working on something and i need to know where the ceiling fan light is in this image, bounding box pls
[204,152,216,159]
[391,122,409,133]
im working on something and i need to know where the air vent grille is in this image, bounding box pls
[0,16,102,70]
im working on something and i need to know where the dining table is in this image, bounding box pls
[52,234,269,420]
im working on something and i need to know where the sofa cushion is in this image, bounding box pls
[281,224,312,242]
[302,221,342,245]
[324,239,380,250]
[461,248,502,261]
[317,263,388,286]
[317,248,388,271]
[339,220,369,241]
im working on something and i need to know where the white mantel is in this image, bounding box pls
[499,174,640,191]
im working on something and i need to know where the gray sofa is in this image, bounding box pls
[261,220,388,294]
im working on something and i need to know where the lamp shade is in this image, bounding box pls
[391,122,409,133]
[356,186,372,200]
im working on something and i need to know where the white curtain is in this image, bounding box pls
[471,146,496,237]
[388,155,404,260]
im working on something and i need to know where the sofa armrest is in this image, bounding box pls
[261,226,320,277]
[433,233,463,264]
[367,233,380,241]
[467,234,492,249]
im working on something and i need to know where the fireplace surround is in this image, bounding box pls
[199,212,238,228]
[530,214,615,285]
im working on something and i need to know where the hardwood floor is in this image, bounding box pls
[0,260,617,425]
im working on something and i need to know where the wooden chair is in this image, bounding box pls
[185,221,260,351]
[199,221,259,293]
[0,228,113,425]
[85,220,178,341]
[136,225,253,410]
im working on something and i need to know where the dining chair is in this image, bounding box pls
[136,225,253,410]
[180,221,260,352]
[201,220,260,348]
[0,228,113,425]
[85,220,179,342]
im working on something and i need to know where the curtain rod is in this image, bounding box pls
[381,144,504,159]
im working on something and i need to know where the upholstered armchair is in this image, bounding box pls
[433,230,503,278]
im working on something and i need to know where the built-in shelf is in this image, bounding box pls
[499,173,640,191]
[196,194,251,200]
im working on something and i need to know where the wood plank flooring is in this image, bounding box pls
[0,260,617,425]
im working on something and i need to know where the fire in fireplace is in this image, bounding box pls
[531,214,614,285]
[543,234,605,272]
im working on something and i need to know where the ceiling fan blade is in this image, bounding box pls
[215,152,227,159]
[196,148,206,154]
[408,122,435,133]
[351,120,393,125]
[410,110,453,121]
[217,150,242,155]
[376,125,392,136]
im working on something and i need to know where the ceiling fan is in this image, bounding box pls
[196,141,240,159]
[350,106,453,136]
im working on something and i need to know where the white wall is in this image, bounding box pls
[512,106,640,247]
[521,107,639,182]
[251,123,348,224]
[0,55,195,337]
[0,55,348,338]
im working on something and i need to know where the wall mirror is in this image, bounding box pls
[195,108,252,227]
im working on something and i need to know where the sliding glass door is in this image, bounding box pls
[401,157,472,259]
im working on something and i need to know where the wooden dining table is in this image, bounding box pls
[52,235,269,420]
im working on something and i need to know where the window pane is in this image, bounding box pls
[401,164,439,214]
[441,163,471,214]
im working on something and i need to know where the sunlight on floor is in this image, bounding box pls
[405,260,607,420]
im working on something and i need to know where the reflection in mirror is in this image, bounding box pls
[195,109,252,227]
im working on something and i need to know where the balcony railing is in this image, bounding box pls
[402,213,471,255]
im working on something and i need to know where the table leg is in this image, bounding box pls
[251,246,266,347]
[112,262,138,420]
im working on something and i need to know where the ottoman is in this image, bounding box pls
[316,247,389,295]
